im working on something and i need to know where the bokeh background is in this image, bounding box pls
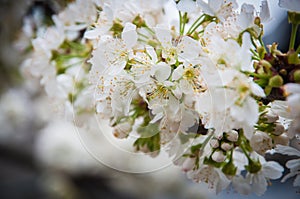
[0,0,299,199]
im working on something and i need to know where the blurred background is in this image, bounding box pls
[0,0,299,199]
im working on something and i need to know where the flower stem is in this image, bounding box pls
[296,44,300,54]
[289,23,299,50]
[187,14,205,34]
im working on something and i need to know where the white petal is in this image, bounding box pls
[275,145,300,157]
[252,174,267,196]
[154,24,172,46]
[172,65,184,81]
[122,22,137,49]
[262,161,284,179]
[293,174,300,187]
[177,0,197,12]
[279,0,300,12]
[152,62,171,82]
[286,159,300,170]
[260,0,271,23]
[196,0,214,16]
[250,82,265,97]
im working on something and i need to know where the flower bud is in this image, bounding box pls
[264,111,279,123]
[269,75,283,88]
[226,130,239,142]
[212,150,226,163]
[250,131,273,155]
[293,69,300,83]
[210,138,219,148]
[182,157,196,172]
[272,123,285,136]
[221,142,233,151]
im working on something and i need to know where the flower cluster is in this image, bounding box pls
[18,0,300,196]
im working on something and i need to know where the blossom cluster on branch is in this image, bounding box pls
[18,0,300,195]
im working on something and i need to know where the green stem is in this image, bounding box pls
[138,32,149,39]
[289,23,299,50]
[296,44,300,54]
[240,142,251,161]
[187,14,205,34]
[200,129,214,151]
[179,11,183,34]
[181,12,188,35]
[144,26,155,35]
[187,17,208,35]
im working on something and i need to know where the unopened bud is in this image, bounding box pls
[269,75,283,88]
[210,138,219,148]
[272,123,285,136]
[182,157,196,172]
[221,142,233,151]
[293,70,300,83]
[212,150,226,163]
[264,111,279,123]
[226,130,239,142]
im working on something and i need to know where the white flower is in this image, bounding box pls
[204,33,254,71]
[89,23,137,76]
[279,0,300,12]
[154,25,202,65]
[187,165,230,194]
[196,69,264,138]
[247,154,284,196]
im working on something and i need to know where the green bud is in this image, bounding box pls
[269,75,283,88]
[293,70,300,83]
[257,46,266,59]
[279,69,287,76]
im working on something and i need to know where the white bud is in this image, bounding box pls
[182,157,196,172]
[210,138,219,148]
[226,130,239,142]
[113,122,132,138]
[250,131,273,155]
[264,111,279,123]
[272,123,285,136]
[212,151,226,163]
[221,142,233,151]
